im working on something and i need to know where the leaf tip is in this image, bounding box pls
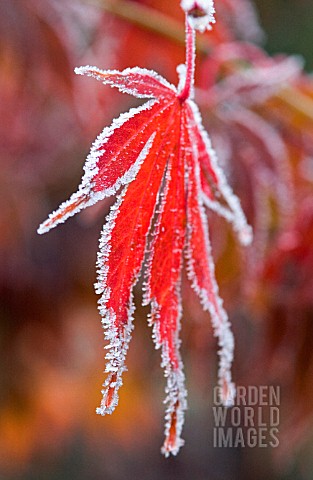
[74,65,97,77]
[37,192,90,236]
[74,66,85,76]
[37,224,47,235]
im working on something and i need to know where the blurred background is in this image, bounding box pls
[1,0,313,479]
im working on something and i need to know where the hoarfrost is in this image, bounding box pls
[161,341,187,457]
[37,101,157,234]
[181,0,215,32]
[185,145,236,407]
[94,190,133,414]
[188,100,253,246]
[75,66,176,99]
[148,294,187,458]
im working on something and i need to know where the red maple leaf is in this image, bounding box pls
[38,3,251,456]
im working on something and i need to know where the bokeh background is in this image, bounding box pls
[1,0,313,479]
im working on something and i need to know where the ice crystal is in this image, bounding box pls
[181,0,216,32]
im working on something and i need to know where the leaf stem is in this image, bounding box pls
[178,17,196,102]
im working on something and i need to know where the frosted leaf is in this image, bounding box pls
[37,10,255,451]
[141,122,188,456]
[161,342,187,457]
[37,101,158,234]
[141,165,173,307]
[181,0,216,32]
[148,294,187,457]
[77,99,158,193]
[96,307,134,415]
[75,66,176,99]
[95,190,135,415]
[95,103,183,415]
[185,123,236,407]
[187,100,253,246]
